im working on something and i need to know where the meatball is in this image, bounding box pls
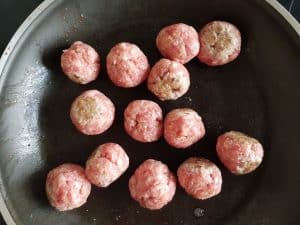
[106,42,150,88]
[70,90,115,135]
[177,157,222,200]
[156,23,200,64]
[164,108,205,149]
[124,100,163,142]
[147,58,190,101]
[198,21,241,66]
[85,143,129,187]
[46,163,91,211]
[216,131,264,175]
[128,159,176,210]
[61,41,100,84]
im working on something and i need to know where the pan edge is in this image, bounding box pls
[0,0,299,225]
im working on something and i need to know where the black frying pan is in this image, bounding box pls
[0,0,299,225]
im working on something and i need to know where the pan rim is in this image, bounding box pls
[0,0,299,224]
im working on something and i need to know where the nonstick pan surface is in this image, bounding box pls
[0,0,299,225]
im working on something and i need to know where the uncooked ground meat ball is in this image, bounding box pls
[61,41,100,84]
[128,159,176,210]
[198,21,241,66]
[106,42,150,88]
[177,157,222,200]
[216,131,264,175]
[164,108,205,149]
[147,58,190,101]
[124,100,163,142]
[70,90,115,135]
[156,23,200,64]
[85,143,129,187]
[46,163,91,211]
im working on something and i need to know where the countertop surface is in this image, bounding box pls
[0,0,299,224]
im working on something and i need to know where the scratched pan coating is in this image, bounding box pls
[0,0,299,225]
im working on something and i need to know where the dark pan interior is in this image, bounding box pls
[0,0,299,225]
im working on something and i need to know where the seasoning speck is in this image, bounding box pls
[115,215,121,221]
[194,208,205,217]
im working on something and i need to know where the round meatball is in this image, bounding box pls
[216,131,264,175]
[156,23,200,64]
[177,157,222,200]
[106,42,150,88]
[46,163,91,211]
[164,108,205,149]
[85,143,129,187]
[124,100,163,142]
[128,159,176,210]
[61,41,100,84]
[70,90,115,135]
[147,58,190,101]
[198,21,241,66]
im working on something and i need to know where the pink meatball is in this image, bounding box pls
[216,131,264,175]
[106,42,150,88]
[198,21,241,66]
[124,100,163,142]
[164,108,205,149]
[85,143,129,187]
[70,90,115,135]
[45,163,91,211]
[147,58,190,101]
[129,159,176,210]
[61,41,100,84]
[177,157,222,200]
[156,23,200,64]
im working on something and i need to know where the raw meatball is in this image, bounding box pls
[70,90,115,135]
[164,108,205,149]
[106,42,150,88]
[156,23,200,64]
[147,58,190,101]
[198,21,241,66]
[61,41,100,84]
[177,157,222,200]
[124,100,163,142]
[85,143,129,187]
[128,159,176,210]
[46,163,91,211]
[216,131,264,175]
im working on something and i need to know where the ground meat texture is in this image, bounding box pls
[164,108,205,149]
[46,164,91,211]
[106,42,150,88]
[128,159,176,210]
[85,143,129,187]
[70,90,115,135]
[156,23,200,64]
[147,58,190,101]
[177,157,222,200]
[124,100,163,142]
[61,41,100,84]
[216,131,264,175]
[198,21,241,66]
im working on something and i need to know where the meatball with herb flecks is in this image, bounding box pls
[147,58,190,101]
[124,100,163,142]
[129,159,176,210]
[106,42,150,88]
[61,41,100,84]
[177,157,222,200]
[46,163,91,211]
[164,108,205,149]
[198,21,241,66]
[70,90,115,135]
[85,143,129,187]
[216,131,264,175]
